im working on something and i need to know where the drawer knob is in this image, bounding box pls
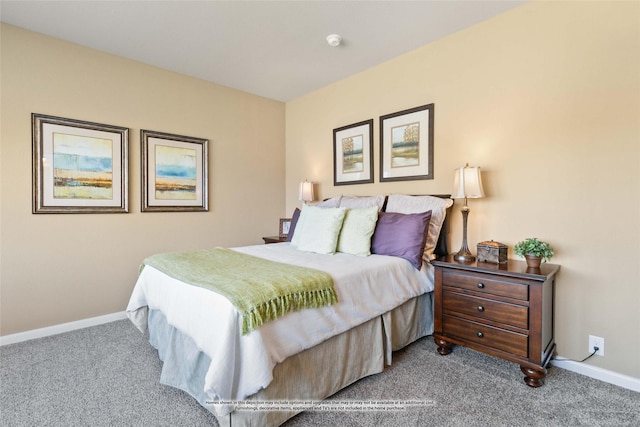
[477,332,484,338]
[477,306,485,312]
[477,283,485,289]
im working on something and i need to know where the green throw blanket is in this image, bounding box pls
[141,248,337,335]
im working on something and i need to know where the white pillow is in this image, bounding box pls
[385,194,453,261]
[339,195,385,211]
[336,207,379,256]
[291,204,347,254]
[315,196,342,208]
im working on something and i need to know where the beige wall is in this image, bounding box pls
[0,24,285,334]
[286,1,640,377]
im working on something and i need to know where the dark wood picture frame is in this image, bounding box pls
[379,104,434,182]
[333,119,374,186]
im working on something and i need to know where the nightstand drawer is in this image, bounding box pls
[442,270,529,301]
[443,315,528,357]
[443,291,529,329]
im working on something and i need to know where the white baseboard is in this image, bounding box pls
[0,311,127,346]
[552,356,640,393]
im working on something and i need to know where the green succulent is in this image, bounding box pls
[514,238,554,262]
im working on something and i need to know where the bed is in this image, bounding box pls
[126,194,453,427]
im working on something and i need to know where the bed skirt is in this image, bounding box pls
[147,291,434,427]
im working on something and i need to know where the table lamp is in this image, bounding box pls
[298,180,315,204]
[452,164,485,262]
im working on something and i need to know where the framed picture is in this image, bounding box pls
[32,113,129,214]
[141,130,208,212]
[380,104,434,182]
[333,119,374,186]
[279,218,292,239]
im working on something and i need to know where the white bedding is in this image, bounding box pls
[126,242,434,416]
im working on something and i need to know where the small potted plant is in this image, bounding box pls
[514,237,554,268]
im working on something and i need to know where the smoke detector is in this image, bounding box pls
[326,34,342,47]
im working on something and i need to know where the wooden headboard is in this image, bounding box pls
[433,194,453,258]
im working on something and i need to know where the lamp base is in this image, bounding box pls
[453,249,476,263]
[454,202,476,263]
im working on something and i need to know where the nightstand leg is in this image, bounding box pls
[434,337,453,355]
[520,366,546,387]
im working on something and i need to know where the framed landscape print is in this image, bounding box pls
[32,113,129,213]
[333,119,374,186]
[379,104,434,182]
[141,130,208,212]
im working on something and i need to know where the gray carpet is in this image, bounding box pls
[1,319,638,426]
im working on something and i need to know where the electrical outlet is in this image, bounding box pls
[588,335,605,356]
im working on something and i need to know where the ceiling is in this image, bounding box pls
[0,1,526,102]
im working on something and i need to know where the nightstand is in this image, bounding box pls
[262,236,286,244]
[432,256,560,387]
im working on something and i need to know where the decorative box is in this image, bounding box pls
[477,240,508,264]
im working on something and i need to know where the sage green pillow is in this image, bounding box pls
[336,207,379,257]
[292,205,347,254]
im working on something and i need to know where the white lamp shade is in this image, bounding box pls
[298,181,315,202]
[452,165,485,199]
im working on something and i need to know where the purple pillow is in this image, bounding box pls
[371,210,432,269]
[286,208,301,242]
